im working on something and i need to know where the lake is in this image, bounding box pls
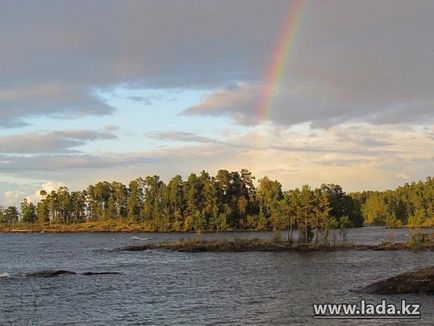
[1,227,434,325]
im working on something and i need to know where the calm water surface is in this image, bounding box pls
[1,227,434,325]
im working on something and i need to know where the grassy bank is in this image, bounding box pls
[0,221,273,233]
[3,221,432,234]
[0,221,154,233]
[119,238,434,253]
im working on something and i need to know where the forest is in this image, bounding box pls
[352,176,434,227]
[0,170,433,237]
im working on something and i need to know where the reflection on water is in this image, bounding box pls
[1,227,434,325]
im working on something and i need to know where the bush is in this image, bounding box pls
[407,232,426,252]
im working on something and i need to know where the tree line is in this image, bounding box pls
[0,169,363,240]
[351,176,434,227]
[1,171,432,235]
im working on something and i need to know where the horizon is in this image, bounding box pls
[1,0,434,206]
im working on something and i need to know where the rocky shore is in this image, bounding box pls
[357,266,434,294]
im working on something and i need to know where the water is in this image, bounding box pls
[1,227,434,325]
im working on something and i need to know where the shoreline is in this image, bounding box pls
[0,223,297,234]
[118,238,434,253]
[1,223,433,234]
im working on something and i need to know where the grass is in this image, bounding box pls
[119,237,434,252]
[0,221,154,233]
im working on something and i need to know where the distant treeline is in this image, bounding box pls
[0,170,433,234]
[351,177,434,227]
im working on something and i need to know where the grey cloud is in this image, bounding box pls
[127,96,152,105]
[0,129,116,154]
[0,153,160,173]
[355,138,394,147]
[316,158,371,167]
[181,83,354,127]
[0,0,287,126]
[144,128,382,155]
[145,131,220,144]
[333,130,395,147]
[183,80,434,128]
[374,156,434,181]
[182,0,434,127]
[0,84,115,128]
[1,0,434,129]
[182,83,262,125]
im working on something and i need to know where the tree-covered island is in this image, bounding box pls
[1,170,433,239]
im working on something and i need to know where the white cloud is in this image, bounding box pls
[3,190,26,206]
[0,180,65,207]
[2,122,432,199]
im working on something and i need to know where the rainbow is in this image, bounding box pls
[256,0,307,122]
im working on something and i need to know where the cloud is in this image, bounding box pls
[127,96,152,105]
[0,122,432,201]
[0,0,288,127]
[0,84,115,127]
[102,125,120,133]
[0,0,433,199]
[1,1,434,128]
[330,128,395,147]
[38,181,65,194]
[0,129,117,154]
[396,174,410,180]
[0,180,64,206]
[0,152,163,175]
[182,0,434,128]
[182,83,262,125]
[354,138,394,147]
[145,131,219,144]
[182,81,434,128]
[3,190,27,206]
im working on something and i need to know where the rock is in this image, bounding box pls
[26,269,122,277]
[121,244,153,251]
[80,272,121,276]
[356,266,434,294]
[27,270,76,278]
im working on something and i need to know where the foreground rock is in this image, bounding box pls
[26,269,121,278]
[357,266,434,294]
[27,270,76,277]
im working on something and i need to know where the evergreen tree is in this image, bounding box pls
[21,198,36,223]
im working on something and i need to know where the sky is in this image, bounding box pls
[1,0,433,206]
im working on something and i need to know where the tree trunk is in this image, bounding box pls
[287,222,290,243]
